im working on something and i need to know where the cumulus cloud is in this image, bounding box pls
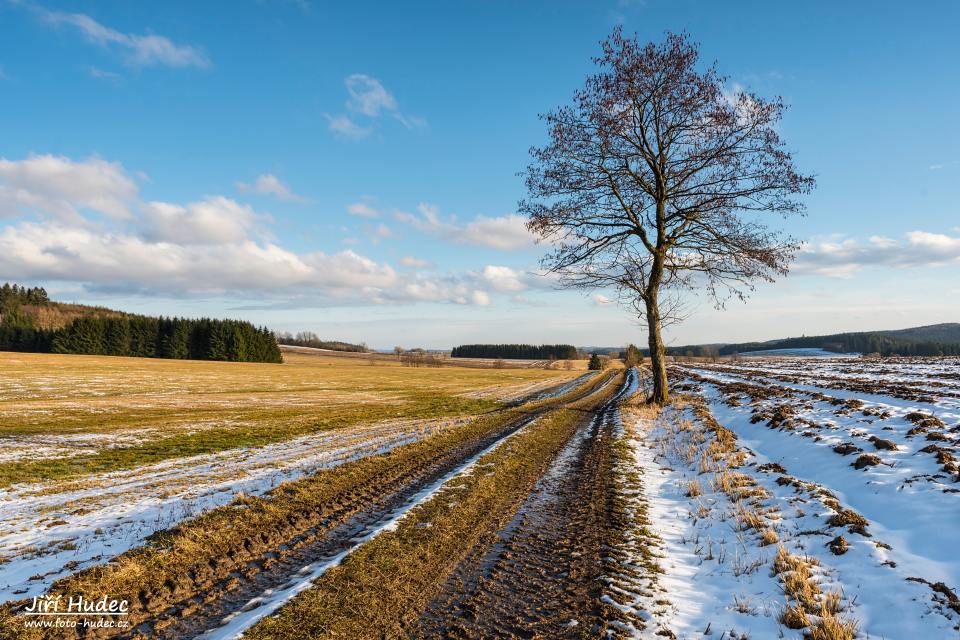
[39,8,210,69]
[0,154,138,222]
[0,221,395,294]
[0,215,526,306]
[593,293,612,305]
[141,196,261,245]
[793,230,960,278]
[395,203,534,251]
[0,153,559,308]
[327,74,425,139]
[471,290,491,306]
[479,265,527,292]
[236,174,305,202]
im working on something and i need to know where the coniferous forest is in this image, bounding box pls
[0,283,282,363]
[451,344,578,359]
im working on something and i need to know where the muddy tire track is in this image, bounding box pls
[416,370,639,639]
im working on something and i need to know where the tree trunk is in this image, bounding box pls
[645,293,669,405]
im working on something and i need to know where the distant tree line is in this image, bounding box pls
[451,344,578,360]
[275,331,368,353]
[655,332,960,358]
[0,283,281,363]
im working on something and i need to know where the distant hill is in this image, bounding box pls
[662,323,960,358]
[878,323,960,344]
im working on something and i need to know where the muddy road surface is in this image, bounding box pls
[416,368,641,639]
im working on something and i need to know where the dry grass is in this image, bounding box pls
[0,371,614,637]
[0,350,582,486]
[808,607,858,640]
[760,528,779,546]
[772,545,859,635]
[778,601,809,629]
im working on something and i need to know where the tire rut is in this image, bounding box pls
[416,369,637,639]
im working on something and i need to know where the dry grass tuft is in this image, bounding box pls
[778,601,809,629]
[808,608,858,640]
[760,528,779,546]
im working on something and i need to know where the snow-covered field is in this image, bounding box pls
[616,357,960,638]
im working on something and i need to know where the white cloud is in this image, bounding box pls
[236,174,305,202]
[0,154,138,222]
[347,202,380,218]
[480,265,527,292]
[325,114,373,139]
[345,74,397,117]
[400,256,432,269]
[0,221,393,294]
[462,215,534,251]
[395,203,534,251]
[0,217,516,306]
[471,290,491,306]
[793,230,960,278]
[141,196,260,245]
[0,153,554,308]
[593,293,612,305]
[40,8,210,69]
[327,74,425,138]
[906,230,960,255]
[867,235,896,249]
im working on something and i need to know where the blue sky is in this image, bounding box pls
[1,0,958,349]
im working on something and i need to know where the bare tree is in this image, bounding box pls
[522,30,814,404]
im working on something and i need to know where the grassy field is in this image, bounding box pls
[0,350,581,486]
[3,351,955,639]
